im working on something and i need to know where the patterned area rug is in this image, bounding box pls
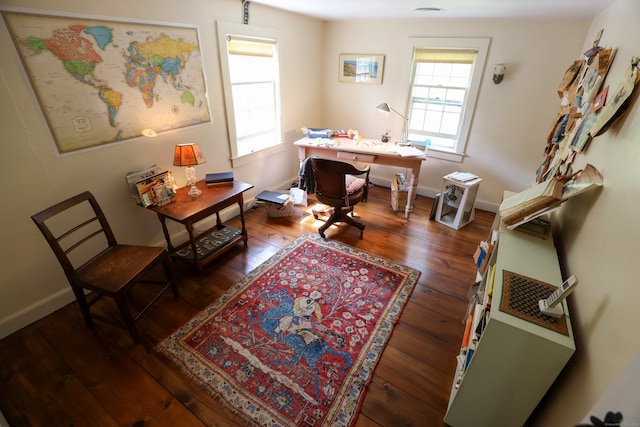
[157,233,420,426]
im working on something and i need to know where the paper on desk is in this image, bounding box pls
[387,145,425,157]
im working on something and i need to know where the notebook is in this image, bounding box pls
[256,190,291,205]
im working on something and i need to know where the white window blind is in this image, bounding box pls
[218,23,282,162]
[405,38,489,162]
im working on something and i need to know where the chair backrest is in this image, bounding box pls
[310,158,367,207]
[31,191,117,283]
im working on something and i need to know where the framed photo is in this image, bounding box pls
[136,171,176,207]
[339,54,385,85]
[126,164,162,204]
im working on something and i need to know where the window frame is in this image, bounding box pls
[405,37,489,162]
[217,22,283,166]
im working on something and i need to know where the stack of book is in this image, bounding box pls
[256,190,294,218]
[498,177,564,227]
[256,190,291,205]
[206,171,234,187]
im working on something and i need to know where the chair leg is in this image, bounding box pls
[318,211,338,238]
[114,292,139,342]
[342,212,365,238]
[162,256,179,298]
[318,208,365,239]
[71,286,94,330]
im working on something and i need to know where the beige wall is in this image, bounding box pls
[0,0,324,336]
[2,0,635,424]
[322,19,591,210]
[533,0,640,425]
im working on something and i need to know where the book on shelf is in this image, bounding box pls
[505,163,603,230]
[487,263,497,297]
[473,310,489,345]
[513,217,552,238]
[473,241,494,276]
[206,171,234,186]
[463,348,475,372]
[498,177,564,226]
[471,304,485,346]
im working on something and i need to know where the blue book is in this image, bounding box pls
[206,171,234,185]
[464,348,475,372]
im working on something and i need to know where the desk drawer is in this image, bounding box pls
[337,151,376,163]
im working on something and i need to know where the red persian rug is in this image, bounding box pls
[157,233,420,426]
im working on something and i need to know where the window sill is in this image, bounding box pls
[231,142,287,168]
[426,148,464,163]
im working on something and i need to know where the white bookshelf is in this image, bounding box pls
[444,213,575,427]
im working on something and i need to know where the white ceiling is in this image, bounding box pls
[248,0,617,21]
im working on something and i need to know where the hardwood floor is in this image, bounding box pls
[0,185,495,427]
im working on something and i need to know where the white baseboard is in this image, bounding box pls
[0,409,9,427]
[0,287,73,340]
[1,196,261,341]
[1,181,497,341]
[369,176,499,214]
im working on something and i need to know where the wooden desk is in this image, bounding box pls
[148,180,253,272]
[294,137,426,218]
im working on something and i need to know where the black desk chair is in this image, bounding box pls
[31,191,179,342]
[310,157,369,238]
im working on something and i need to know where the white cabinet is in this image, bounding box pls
[444,218,575,427]
[435,173,482,230]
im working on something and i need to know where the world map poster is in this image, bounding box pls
[1,9,211,154]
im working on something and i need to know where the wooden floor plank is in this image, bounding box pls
[33,306,206,427]
[359,376,445,427]
[374,344,452,410]
[1,186,494,427]
[0,327,120,427]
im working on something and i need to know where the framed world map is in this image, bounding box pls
[1,8,212,154]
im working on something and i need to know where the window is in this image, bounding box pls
[406,38,489,162]
[217,22,282,162]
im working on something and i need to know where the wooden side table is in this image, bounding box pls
[148,180,253,272]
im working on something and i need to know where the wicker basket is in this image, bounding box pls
[267,199,294,218]
[391,174,408,212]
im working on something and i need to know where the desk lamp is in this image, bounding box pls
[377,102,408,143]
[173,143,207,196]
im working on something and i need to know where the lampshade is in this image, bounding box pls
[376,102,391,113]
[173,143,206,167]
[376,102,406,119]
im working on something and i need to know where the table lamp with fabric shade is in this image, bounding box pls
[174,143,206,196]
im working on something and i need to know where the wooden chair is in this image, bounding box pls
[31,191,179,342]
[310,157,370,238]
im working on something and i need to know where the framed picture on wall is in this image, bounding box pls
[339,54,385,85]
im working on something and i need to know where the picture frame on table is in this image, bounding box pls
[126,164,162,204]
[339,54,385,85]
[136,171,176,207]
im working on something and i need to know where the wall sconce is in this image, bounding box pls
[493,63,506,84]
[140,128,157,137]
